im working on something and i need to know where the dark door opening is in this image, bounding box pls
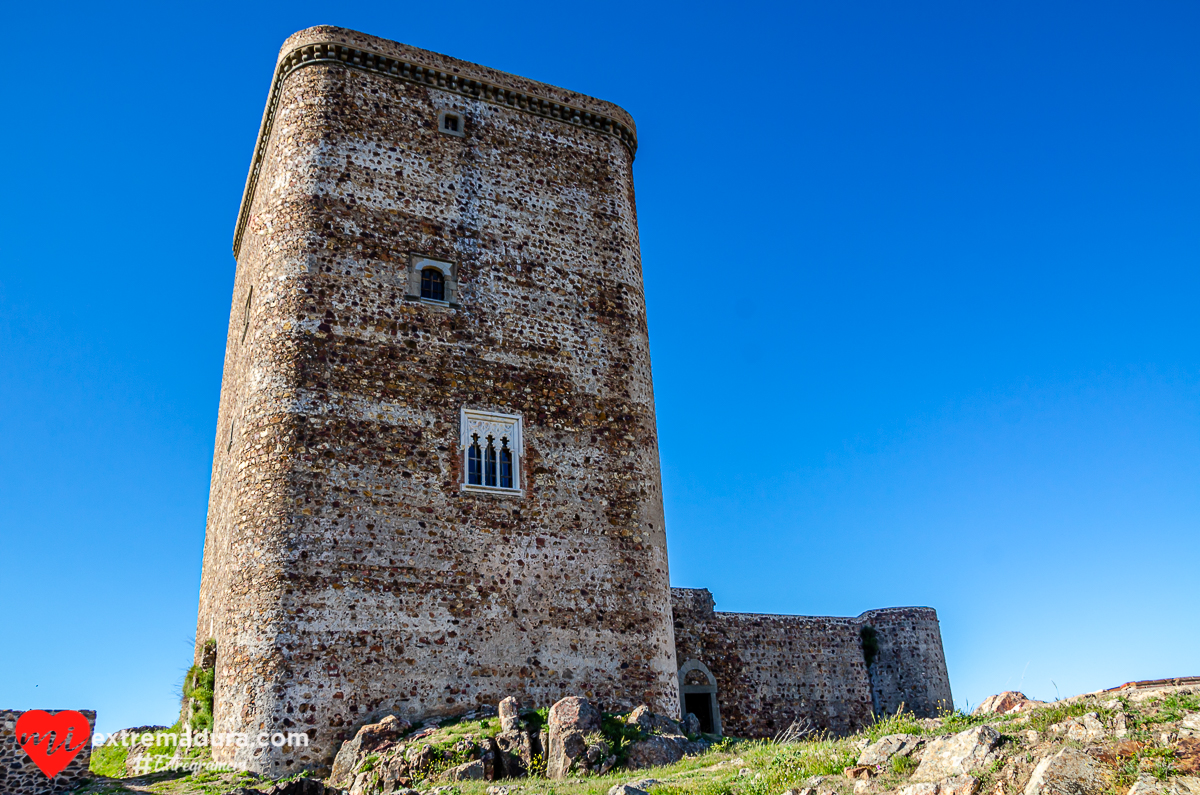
[684,692,714,734]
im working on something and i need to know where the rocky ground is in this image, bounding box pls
[75,680,1200,795]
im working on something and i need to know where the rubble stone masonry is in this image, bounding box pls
[0,710,95,795]
[670,589,952,737]
[195,26,677,776]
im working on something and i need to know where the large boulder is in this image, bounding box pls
[859,734,922,767]
[912,727,1002,782]
[1022,747,1112,795]
[627,735,685,769]
[330,715,411,788]
[546,697,602,779]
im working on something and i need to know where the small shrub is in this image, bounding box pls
[891,754,918,775]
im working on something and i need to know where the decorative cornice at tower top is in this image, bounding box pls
[233,26,639,259]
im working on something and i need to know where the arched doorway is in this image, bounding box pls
[678,659,722,736]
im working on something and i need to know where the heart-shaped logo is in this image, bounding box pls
[15,709,92,779]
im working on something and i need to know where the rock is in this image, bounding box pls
[499,697,522,732]
[487,787,512,795]
[897,777,980,795]
[627,735,685,769]
[859,734,922,766]
[627,705,682,736]
[547,696,602,778]
[912,726,1002,782]
[974,692,1044,716]
[1023,731,1040,744]
[854,780,875,794]
[445,760,487,782]
[1127,774,1200,795]
[1023,746,1112,795]
[406,744,439,770]
[331,714,412,788]
[681,712,702,736]
[262,779,339,795]
[1182,714,1200,737]
[1178,738,1200,774]
[1065,713,1106,743]
[495,728,541,778]
[608,786,650,795]
[844,765,875,780]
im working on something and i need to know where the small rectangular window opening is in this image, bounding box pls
[443,114,459,132]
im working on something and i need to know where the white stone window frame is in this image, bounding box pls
[438,110,466,138]
[460,408,523,496]
[409,256,457,307]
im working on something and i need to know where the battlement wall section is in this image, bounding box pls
[670,590,951,737]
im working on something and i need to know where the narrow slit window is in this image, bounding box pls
[484,436,498,487]
[241,286,253,342]
[468,434,483,485]
[421,268,445,301]
[499,438,513,489]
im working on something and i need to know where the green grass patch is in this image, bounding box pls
[90,743,129,778]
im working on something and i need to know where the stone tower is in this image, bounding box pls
[195,26,677,774]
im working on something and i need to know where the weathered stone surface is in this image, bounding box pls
[494,728,540,778]
[608,785,650,795]
[974,692,1045,716]
[897,777,979,795]
[547,697,603,778]
[627,735,685,769]
[1060,713,1106,743]
[331,715,411,787]
[913,726,1001,782]
[844,765,875,780]
[1023,747,1112,795]
[498,698,522,733]
[551,697,602,735]
[681,713,702,736]
[628,705,681,736]
[858,734,922,766]
[444,759,487,781]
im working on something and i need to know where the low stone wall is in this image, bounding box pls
[670,589,952,738]
[0,709,96,794]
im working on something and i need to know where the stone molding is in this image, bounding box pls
[233,40,639,258]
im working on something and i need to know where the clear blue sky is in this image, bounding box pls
[1,1,1196,736]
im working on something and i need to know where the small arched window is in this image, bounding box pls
[484,436,498,487]
[467,434,483,485]
[499,438,513,489]
[421,267,445,301]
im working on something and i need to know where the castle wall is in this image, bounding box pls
[670,589,952,737]
[860,607,953,718]
[196,26,677,776]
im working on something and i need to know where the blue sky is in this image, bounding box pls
[0,1,1196,735]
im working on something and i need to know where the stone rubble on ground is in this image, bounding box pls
[912,726,1002,782]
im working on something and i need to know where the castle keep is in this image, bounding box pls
[195,26,952,775]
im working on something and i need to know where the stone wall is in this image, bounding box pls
[0,710,95,794]
[195,25,678,777]
[670,589,952,738]
[860,607,953,718]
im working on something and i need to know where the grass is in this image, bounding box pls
[90,743,130,777]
